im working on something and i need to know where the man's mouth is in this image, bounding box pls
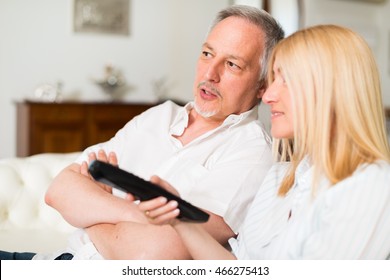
[201,88,215,96]
[198,82,221,99]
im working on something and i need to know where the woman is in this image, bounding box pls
[140,24,390,259]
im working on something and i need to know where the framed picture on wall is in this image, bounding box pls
[230,0,268,11]
[73,0,130,36]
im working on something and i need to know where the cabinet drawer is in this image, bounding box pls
[90,103,151,121]
[30,104,84,122]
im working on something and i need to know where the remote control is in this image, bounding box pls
[88,160,209,222]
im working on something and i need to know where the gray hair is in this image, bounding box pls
[209,5,285,88]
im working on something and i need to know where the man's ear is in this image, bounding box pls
[256,80,267,99]
[257,87,266,99]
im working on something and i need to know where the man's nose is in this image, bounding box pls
[205,61,221,83]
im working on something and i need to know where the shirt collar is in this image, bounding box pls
[293,156,313,191]
[293,156,331,194]
[169,102,192,136]
[170,102,259,136]
[222,105,259,128]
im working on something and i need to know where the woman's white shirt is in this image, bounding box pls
[230,158,390,259]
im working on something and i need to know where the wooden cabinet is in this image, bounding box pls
[16,101,155,156]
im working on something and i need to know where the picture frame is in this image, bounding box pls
[73,0,130,36]
[229,0,266,10]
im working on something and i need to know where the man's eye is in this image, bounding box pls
[227,61,241,70]
[202,51,211,57]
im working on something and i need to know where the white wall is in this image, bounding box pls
[0,0,229,158]
[1,0,389,158]
[302,0,390,106]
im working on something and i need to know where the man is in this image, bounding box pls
[1,5,284,260]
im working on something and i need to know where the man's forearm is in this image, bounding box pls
[202,212,235,245]
[86,222,192,259]
[85,224,117,259]
[174,222,236,260]
[45,163,141,228]
[86,212,234,260]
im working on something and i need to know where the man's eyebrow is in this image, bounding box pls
[228,54,248,65]
[202,42,248,65]
[202,42,214,51]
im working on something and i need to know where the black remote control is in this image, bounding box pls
[88,160,209,223]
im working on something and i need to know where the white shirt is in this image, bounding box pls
[35,101,272,260]
[230,158,390,259]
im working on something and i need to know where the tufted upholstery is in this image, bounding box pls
[0,152,79,254]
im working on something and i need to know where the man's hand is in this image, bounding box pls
[79,149,118,193]
[149,175,180,196]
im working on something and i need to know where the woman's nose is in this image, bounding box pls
[262,84,277,105]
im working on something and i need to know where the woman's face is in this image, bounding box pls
[262,60,294,139]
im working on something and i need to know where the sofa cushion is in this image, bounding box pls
[0,152,79,253]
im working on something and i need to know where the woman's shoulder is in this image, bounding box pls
[330,160,390,195]
[354,160,390,179]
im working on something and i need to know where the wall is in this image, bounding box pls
[0,0,229,158]
[1,0,389,158]
[303,0,390,106]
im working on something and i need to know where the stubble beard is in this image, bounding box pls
[193,100,220,118]
[194,81,222,118]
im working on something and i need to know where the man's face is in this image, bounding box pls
[193,16,265,121]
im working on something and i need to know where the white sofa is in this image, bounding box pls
[0,152,79,254]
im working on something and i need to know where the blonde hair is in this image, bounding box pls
[268,25,390,196]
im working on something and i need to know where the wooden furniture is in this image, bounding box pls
[16,100,155,157]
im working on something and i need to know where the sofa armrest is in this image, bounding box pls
[0,152,80,253]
